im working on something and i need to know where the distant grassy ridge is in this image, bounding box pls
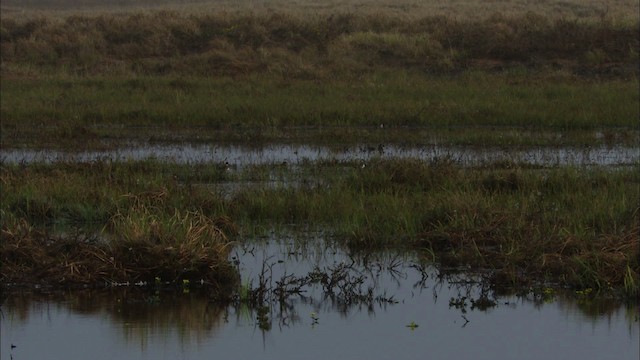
[1,11,638,77]
[2,0,638,23]
[1,8,637,148]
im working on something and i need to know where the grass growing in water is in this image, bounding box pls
[1,203,237,292]
[1,159,637,297]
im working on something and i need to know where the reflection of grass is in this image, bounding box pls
[554,290,638,324]
[1,159,637,297]
[3,289,228,346]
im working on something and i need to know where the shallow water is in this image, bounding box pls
[1,143,638,167]
[2,235,638,360]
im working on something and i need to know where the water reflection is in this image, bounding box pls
[2,236,638,360]
[2,289,227,346]
[1,143,638,167]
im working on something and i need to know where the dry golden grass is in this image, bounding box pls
[1,211,238,290]
[1,9,637,78]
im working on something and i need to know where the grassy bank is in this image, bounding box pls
[1,160,638,296]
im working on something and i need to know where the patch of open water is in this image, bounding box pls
[1,143,638,167]
[2,234,638,360]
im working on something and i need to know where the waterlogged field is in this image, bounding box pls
[1,157,638,293]
[1,0,639,359]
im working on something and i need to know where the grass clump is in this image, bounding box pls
[1,209,237,292]
[0,161,238,291]
[107,205,235,279]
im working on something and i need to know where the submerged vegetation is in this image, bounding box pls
[1,160,638,297]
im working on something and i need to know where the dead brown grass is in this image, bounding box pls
[0,216,238,292]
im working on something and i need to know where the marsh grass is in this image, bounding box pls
[1,9,637,148]
[1,73,638,148]
[1,159,637,296]
[105,206,236,283]
[0,161,238,289]
[1,11,637,77]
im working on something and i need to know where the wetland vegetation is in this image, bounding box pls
[1,159,638,297]
[1,0,639,305]
[2,73,639,148]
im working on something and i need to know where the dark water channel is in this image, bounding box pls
[2,234,638,360]
[1,143,638,167]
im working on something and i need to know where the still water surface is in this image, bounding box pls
[2,235,638,360]
[1,143,638,167]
